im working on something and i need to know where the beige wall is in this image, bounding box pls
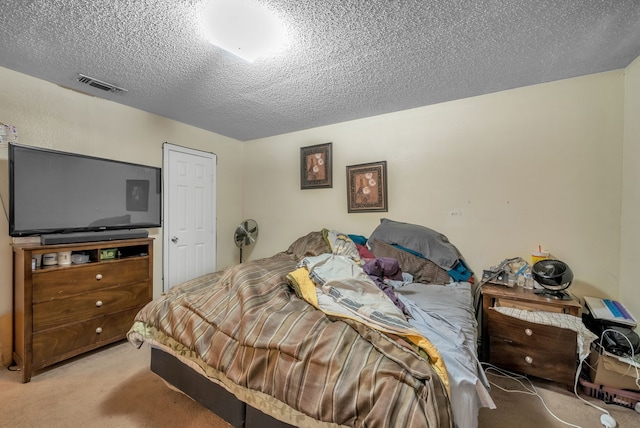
[244,70,628,307]
[0,66,245,365]
[620,55,640,321]
[2,60,638,366]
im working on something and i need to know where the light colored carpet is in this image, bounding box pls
[0,341,638,427]
[479,366,640,428]
[0,342,230,428]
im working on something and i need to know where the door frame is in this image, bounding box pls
[162,142,217,292]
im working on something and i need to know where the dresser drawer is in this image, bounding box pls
[488,310,577,385]
[33,258,149,303]
[32,306,143,365]
[33,281,150,331]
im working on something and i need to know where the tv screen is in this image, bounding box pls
[9,143,161,237]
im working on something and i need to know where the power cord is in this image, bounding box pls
[482,343,629,427]
[597,328,640,389]
[573,354,617,428]
[473,257,522,313]
[482,362,584,428]
[491,327,640,428]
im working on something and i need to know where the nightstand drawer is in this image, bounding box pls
[489,336,577,385]
[488,310,577,385]
[488,309,576,347]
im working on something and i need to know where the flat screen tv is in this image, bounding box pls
[9,143,161,241]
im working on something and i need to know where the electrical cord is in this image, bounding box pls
[0,134,9,221]
[483,338,637,428]
[473,257,522,313]
[0,190,8,222]
[572,354,619,427]
[596,328,640,390]
[482,335,632,427]
[482,362,583,427]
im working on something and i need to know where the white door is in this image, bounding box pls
[163,143,216,291]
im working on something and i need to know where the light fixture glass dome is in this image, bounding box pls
[199,0,288,62]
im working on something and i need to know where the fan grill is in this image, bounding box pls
[233,219,258,262]
[532,259,574,298]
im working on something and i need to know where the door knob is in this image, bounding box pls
[171,236,178,243]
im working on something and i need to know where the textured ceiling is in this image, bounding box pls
[1,1,640,141]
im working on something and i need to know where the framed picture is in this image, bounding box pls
[346,161,388,213]
[300,142,332,189]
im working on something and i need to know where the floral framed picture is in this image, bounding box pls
[300,142,332,189]
[346,161,388,213]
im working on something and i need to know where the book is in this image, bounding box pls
[584,296,637,328]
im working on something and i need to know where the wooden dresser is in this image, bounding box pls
[12,238,153,382]
[481,284,582,388]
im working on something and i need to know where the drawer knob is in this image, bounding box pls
[96,273,103,280]
[525,328,533,336]
[96,327,103,334]
[525,356,533,364]
[96,300,103,307]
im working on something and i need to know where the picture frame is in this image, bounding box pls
[346,161,388,213]
[300,142,332,189]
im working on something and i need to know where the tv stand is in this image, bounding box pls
[12,237,153,382]
[40,229,149,245]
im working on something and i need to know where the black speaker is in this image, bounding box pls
[40,229,148,245]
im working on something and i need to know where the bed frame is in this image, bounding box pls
[150,347,295,428]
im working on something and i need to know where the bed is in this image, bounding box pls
[127,219,495,427]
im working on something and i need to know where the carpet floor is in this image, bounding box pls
[1,341,638,427]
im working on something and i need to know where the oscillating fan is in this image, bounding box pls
[532,259,574,300]
[234,219,258,263]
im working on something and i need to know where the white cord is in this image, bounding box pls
[573,355,613,416]
[482,362,583,428]
[597,327,640,389]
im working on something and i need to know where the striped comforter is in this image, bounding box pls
[128,245,452,427]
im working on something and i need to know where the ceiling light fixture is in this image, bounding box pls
[199,0,287,63]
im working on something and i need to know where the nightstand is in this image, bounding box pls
[480,284,582,388]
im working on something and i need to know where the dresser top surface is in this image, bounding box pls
[481,283,582,310]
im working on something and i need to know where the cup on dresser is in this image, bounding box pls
[531,250,549,265]
[57,251,72,265]
[42,253,58,266]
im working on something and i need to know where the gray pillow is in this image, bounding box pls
[368,218,460,270]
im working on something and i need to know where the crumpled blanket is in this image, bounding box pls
[292,252,450,394]
[130,249,452,427]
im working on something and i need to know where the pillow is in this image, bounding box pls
[286,231,331,258]
[368,218,461,270]
[370,239,450,285]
